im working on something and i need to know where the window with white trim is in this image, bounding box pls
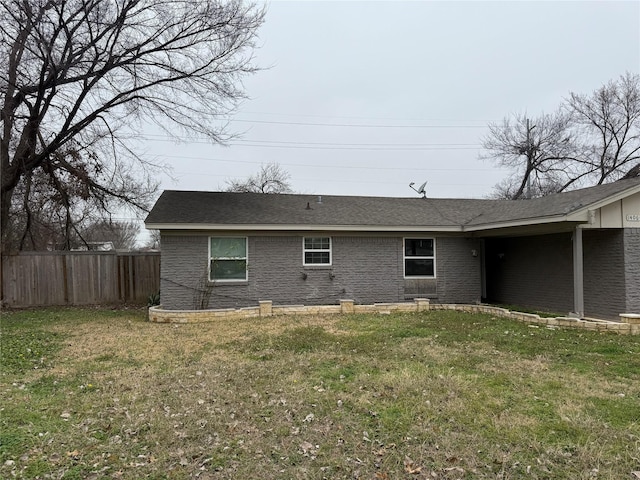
[404,238,435,277]
[303,237,331,265]
[209,237,247,281]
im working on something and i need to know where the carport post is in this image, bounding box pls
[572,226,585,318]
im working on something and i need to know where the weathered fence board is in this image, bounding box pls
[1,252,160,307]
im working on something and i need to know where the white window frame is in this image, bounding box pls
[403,237,436,278]
[208,236,248,282]
[303,236,332,266]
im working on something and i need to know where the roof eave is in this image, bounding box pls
[463,212,590,232]
[144,223,465,233]
[565,182,640,218]
[146,215,590,233]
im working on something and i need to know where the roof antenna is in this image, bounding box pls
[409,181,428,198]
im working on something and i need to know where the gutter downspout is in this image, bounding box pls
[571,226,585,318]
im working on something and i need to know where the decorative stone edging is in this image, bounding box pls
[148,299,640,335]
[620,313,640,324]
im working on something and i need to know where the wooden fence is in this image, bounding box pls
[1,251,160,307]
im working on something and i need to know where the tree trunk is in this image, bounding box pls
[1,186,14,254]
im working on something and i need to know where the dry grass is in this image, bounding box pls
[1,308,639,479]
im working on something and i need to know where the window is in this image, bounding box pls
[303,237,331,265]
[404,238,435,277]
[209,237,247,281]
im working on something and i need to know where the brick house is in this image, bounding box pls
[145,177,640,319]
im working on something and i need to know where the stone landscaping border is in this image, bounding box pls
[148,299,640,335]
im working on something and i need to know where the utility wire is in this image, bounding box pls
[218,143,480,151]
[230,119,489,128]
[138,133,482,150]
[157,154,505,172]
[238,110,496,123]
[232,139,480,147]
[171,170,498,187]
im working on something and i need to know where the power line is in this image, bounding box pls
[140,138,483,151]
[238,110,496,124]
[171,170,496,188]
[175,172,500,189]
[158,154,506,172]
[222,143,480,151]
[230,119,490,128]
[138,133,483,150]
[232,139,480,147]
[141,133,480,147]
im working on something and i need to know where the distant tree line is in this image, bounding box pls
[3,216,143,252]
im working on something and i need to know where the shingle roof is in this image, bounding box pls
[145,177,640,231]
[468,177,640,226]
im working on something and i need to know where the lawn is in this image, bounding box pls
[1,308,639,479]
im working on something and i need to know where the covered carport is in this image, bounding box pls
[463,179,640,319]
[480,224,627,319]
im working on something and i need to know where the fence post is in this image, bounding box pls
[0,255,3,305]
[129,254,135,302]
[62,255,69,304]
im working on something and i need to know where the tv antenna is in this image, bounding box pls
[409,181,428,198]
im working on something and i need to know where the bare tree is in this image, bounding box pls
[567,72,640,185]
[3,142,153,251]
[488,176,567,200]
[80,219,140,251]
[480,111,579,199]
[225,162,293,193]
[1,0,265,252]
[193,267,216,310]
[482,73,640,199]
[5,153,98,250]
[143,229,161,251]
[621,163,640,179]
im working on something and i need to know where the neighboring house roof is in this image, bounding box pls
[145,177,640,233]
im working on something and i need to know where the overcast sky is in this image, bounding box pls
[143,0,640,201]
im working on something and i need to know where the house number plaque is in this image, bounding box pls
[626,214,640,222]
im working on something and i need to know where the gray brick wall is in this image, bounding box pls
[485,230,628,319]
[624,228,640,313]
[159,232,481,309]
[583,230,626,319]
[485,233,574,314]
[160,234,218,310]
[434,237,482,304]
[330,236,403,304]
[248,235,402,306]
